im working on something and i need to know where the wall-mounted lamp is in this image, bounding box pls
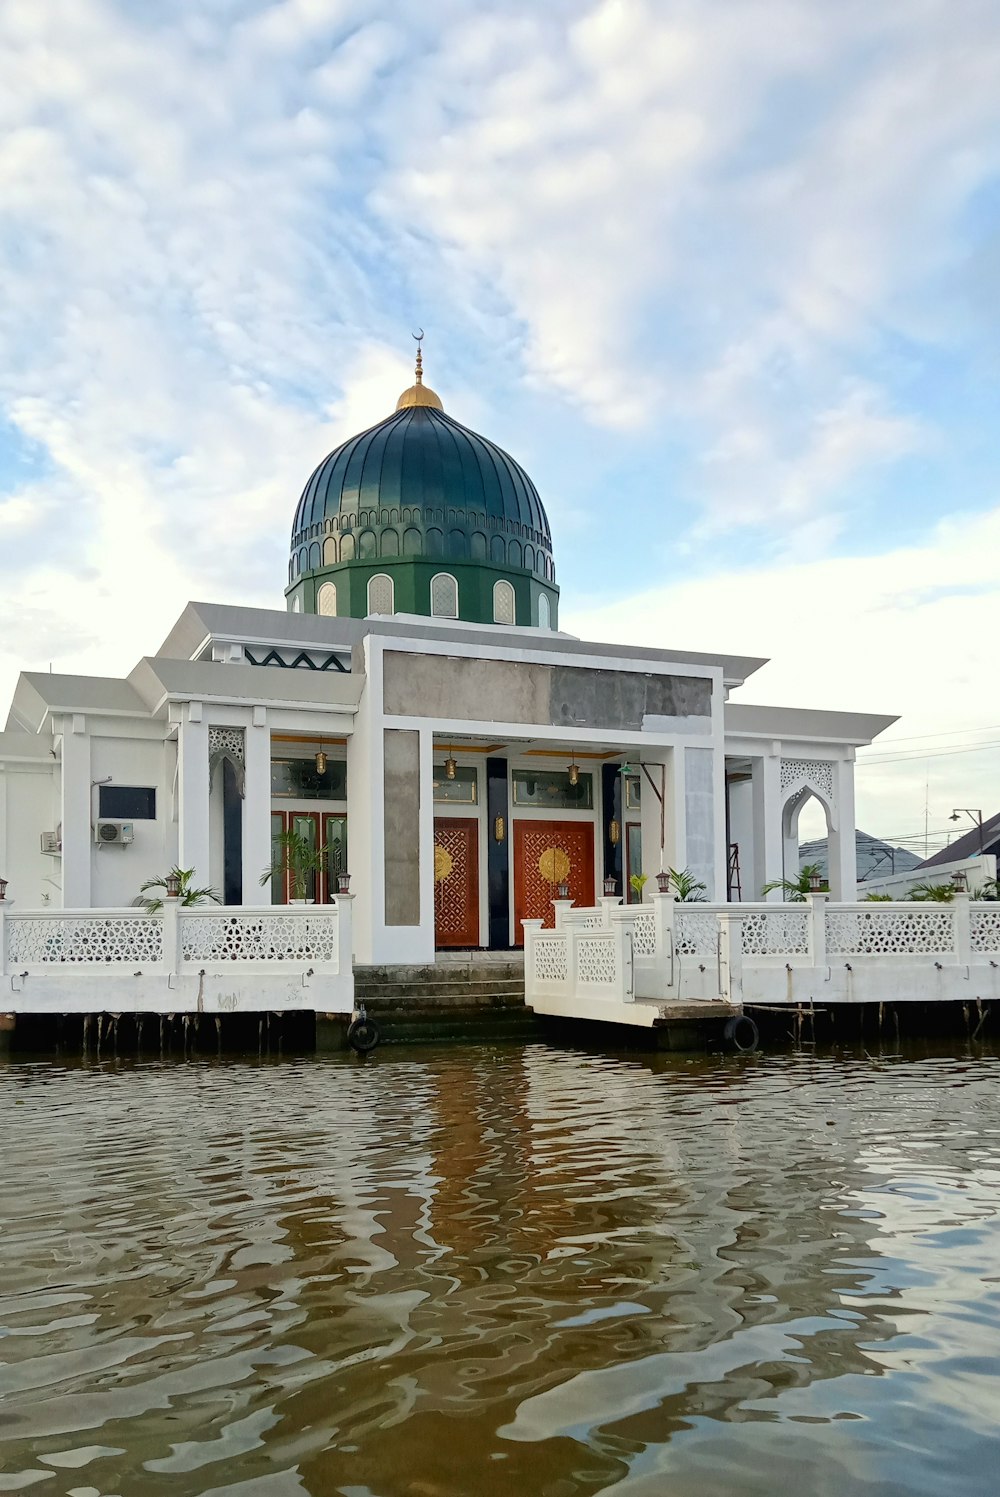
[608,818,621,846]
[165,870,182,899]
[0,876,8,902]
[493,815,506,844]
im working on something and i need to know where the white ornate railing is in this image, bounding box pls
[825,906,956,957]
[970,908,1000,954]
[741,908,811,956]
[0,902,354,1014]
[180,909,341,967]
[577,933,617,986]
[6,911,164,969]
[531,933,570,986]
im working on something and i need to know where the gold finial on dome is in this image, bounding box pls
[396,328,444,411]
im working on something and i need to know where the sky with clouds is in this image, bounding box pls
[2,0,999,853]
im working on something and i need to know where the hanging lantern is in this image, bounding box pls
[337,872,352,894]
[315,748,328,776]
[609,819,621,846]
[445,749,457,780]
[603,874,617,896]
[655,871,671,894]
[557,880,570,899]
[568,755,580,787]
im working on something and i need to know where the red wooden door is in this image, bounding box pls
[513,819,596,942]
[434,818,480,948]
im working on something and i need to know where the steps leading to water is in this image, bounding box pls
[351,955,538,1044]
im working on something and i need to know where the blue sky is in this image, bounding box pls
[2,0,1000,850]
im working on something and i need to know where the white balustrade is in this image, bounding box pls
[0,900,354,1014]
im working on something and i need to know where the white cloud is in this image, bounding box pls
[564,503,1000,845]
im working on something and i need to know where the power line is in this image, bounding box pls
[868,722,1000,748]
[859,740,1000,766]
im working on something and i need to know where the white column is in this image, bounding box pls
[177,708,210,886]
[752,753,784,900]
[640,752,679,881]
[827,757,857,901]
[242,718,272,904]
[61,715,92,907]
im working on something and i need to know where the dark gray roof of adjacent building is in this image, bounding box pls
[799,830,923,881]
[917,811,1000,868]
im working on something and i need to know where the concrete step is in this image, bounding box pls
[355,980,525,1002]
[377,1013,542,1044]
[360,996,531,1018]
[354,961,524,986]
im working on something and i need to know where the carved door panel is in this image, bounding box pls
[513,819,596,942]
[434,818,480,948]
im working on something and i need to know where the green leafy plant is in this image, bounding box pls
[140,866,221,914]
[862,892,893,902]
[972,878,1000,901]
[761,862,828,902]
[907,880,956,903]
[667,866,708,902]
[261,828,330,901]
[629,872,648,902]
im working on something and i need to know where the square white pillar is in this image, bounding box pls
[61,717,92,908]
[177,712,210,886]
[242,720,272,902]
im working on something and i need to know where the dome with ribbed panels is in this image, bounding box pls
[286,358,559,629]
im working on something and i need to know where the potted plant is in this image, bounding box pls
[761,862,828,902]
[261,828,330,904]
[139,866,221,913]
[667,867,708,902]
[629,872,648,903]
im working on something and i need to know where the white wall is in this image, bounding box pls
[0,763,59,907]
[861,854,997,899]
[89,732,171,907]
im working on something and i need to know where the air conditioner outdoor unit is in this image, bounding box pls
[95,820,134,846]
[40,830,62,855]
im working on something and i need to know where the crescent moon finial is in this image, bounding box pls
[412,329,425,384]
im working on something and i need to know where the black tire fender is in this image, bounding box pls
[347,1017,380,1054]
[723,1014,759,1053]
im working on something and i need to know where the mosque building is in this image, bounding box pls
[0,350,894,963]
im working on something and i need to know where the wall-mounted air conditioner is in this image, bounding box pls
[95,821,134,846]
[40,830,62,855]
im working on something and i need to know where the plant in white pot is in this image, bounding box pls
[261,829,330,904]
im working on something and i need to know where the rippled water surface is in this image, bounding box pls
[3,1041,1000,1496]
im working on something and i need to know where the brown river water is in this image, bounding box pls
[2,1040,1000,1496]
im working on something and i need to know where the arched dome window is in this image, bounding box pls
[537,593,550,630]
[358,530,377,560]
[367,573,394,616]
[340,533,355,561]
[490,535,506,565]
[380,528,400,558]
[323,536,337,565]
[509,539,523,569]
[471,532,487,561]
[308,542,321,570]
[525,544,535,574]
[493,580,515,626]
[403,527,421,555]
[431,573,458,618]
[318,582,337,617]
[426,527,443,557]
[291,594,302,613]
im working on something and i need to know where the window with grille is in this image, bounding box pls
[430,572,458,618]
[493,580,515,625]
[367,573,394,615]
[317,582,337,617]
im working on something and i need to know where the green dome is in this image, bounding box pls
[287,375,559,628]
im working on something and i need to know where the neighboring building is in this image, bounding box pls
[915,811,1000,873]
[0,354,897,960]
[798,831,922,885]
